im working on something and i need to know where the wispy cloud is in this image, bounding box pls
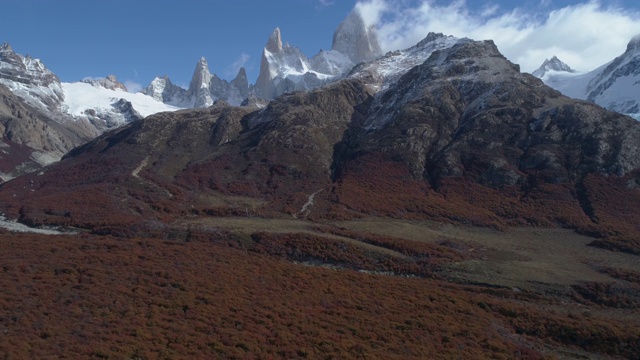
[318,0,334,7]
[356,0,640,72]
[224,53,250,80]
[124,80,142,93]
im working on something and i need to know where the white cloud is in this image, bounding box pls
[318,0,334,7]
[356,0,640,72]
[124,80,142,93]
[224,53,250,79]
[355,0,388,28]
[480,4,500,18]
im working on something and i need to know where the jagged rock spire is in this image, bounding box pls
[255,27,290,99]
[331,8,382,63]
[266,28,283,53]
[189,57,213,108]
[231,67,250,99]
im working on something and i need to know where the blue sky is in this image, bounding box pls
[2,0,640,92]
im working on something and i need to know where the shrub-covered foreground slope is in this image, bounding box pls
[1,227,639,359]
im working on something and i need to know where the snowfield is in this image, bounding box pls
[62,82,182,118]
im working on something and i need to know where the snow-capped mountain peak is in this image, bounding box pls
[0,43,60,87]
[347,32,463,94]
[143,75,191,107]
[583,35,640,116]
[536,34,640,120]
[254,27,316,99]
[0,42,64,112]
[252,7,385,101]
[532,56,575,78]
[143,57,250,108]
[188,57,214,107]
[626,34,640,52]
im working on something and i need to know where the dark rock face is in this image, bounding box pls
[344,40,640,188]
[0,43,61,88]
[112,99,142,123]
[0,84,93,181]
[81,75,128,91]
[0,42,65,112]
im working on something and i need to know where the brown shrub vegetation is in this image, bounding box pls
[0,230,638,359]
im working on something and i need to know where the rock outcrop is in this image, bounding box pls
[0,42,65,112]
[82,75,128,91]
[143,75,190,106]
[0,83,93,181]
[531,56,575,78]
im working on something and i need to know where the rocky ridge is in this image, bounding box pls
[81,75,128,91]
[0,42,65,113]
[143,58,249,107]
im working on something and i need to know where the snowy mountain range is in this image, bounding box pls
[143,58,250,108]
[146,7,382,104]
[0,42,178,134]
[1,5,640,183]
[533,36,640,119]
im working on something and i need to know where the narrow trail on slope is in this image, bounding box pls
[131,156,149,179]
[130,156,174,199]
[295,189,323,218]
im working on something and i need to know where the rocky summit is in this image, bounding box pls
[81,74,128,91]
[0,42,65,112]
[531,56,575,78]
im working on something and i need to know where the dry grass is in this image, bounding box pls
[334,217,640,291]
